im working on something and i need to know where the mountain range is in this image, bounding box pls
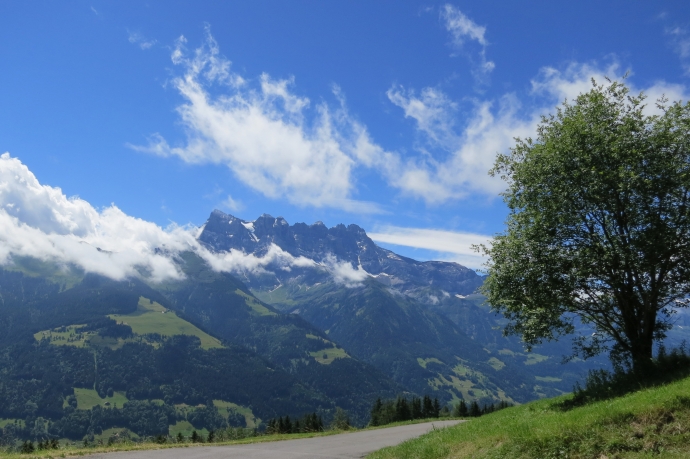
[0,210,607,442]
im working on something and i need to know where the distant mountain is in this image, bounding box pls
[0,259,400,441]
[198,210,601,407]
[199,210,484,296]
[0,210,605,443]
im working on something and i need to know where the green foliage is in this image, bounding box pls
[562,344,690,410]
[369,395,442,427]
[265,412,323,434]
[482,79,690,371]
[330,407,350,430]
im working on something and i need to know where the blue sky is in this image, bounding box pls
[1,1,690,270]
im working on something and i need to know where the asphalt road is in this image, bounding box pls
[86,420,463,459]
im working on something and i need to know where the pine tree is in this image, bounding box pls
[370,398,383,426]
[396,396,411,421]
[453,400,468,417]
[422,395,433,418]
[284,416,293,434]
[411,397,422,419]
[469,401,481,417]
[432,398,441,417]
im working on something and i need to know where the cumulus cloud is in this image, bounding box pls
[441,5,495,82]
[0,153,365,285]
[368,226,490,269]
[129,27,384,214]
[320,254,369,287]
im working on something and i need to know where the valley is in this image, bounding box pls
[0,210,604,444]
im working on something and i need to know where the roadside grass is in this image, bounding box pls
[369,375,690,459]
[0,418,459,458]
[0,427,355,458]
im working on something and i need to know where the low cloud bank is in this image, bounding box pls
[0,153,367,285]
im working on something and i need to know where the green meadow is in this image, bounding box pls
[109,297,223,350]
[369,375,690,459]
[72,388,129,410]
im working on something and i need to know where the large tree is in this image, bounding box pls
[481,80,690,372]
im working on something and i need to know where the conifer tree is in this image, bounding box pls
[411,397,422,419]
[432,398,441,417]
[422,395,433,418]
[469,401,481,417]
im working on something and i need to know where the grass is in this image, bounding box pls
[33,325,92,348]
[213,400,260,428]
[369,374,690,459]
[168,420,208,439]
[305,333,350,364]
[487,357,506,371]
[309,347,349,364]
[109,297,223,350]
[0,420,23,429]
[0,423,377,458]
[235,289,277,316]
[72,388,128,410]
[417,358,444,369]
[523,353,549,365]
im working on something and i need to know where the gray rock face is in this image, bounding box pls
[198,210,483,296]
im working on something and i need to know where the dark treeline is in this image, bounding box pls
[265,412,325,434]
[369,395,442,426]
[452,399,512,418]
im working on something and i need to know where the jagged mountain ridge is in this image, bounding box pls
[198,210,483,296]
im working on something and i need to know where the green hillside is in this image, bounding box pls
[257,278,542,406]
[370,376,690,459]
[109,297,223,350]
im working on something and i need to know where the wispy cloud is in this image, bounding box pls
[381,60,690,204]
[130,27,385,214]
[130,27,690,210]
[666,26,690,75]
[369,226,490,269]
[128,30,157,50]
[441,5,495,83]
[220,195,243,212]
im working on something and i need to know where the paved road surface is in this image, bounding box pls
[87,420,463,459]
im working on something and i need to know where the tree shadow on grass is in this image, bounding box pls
[555,346,690,411]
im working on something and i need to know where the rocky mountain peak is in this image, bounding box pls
[198,210,484,296]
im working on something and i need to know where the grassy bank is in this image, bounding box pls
[370,375,690,459]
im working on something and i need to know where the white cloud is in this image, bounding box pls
[220,195,243,212]
[369,226,490,269]
[129,28,384,214]
[667,26,690,75]
[127,31,157,50]
[130,28,690,209]
[383,60,690,203]
[441,5,495,81]
[387,86,458,149]
[0,153,368,285]
[320,254,369,287]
